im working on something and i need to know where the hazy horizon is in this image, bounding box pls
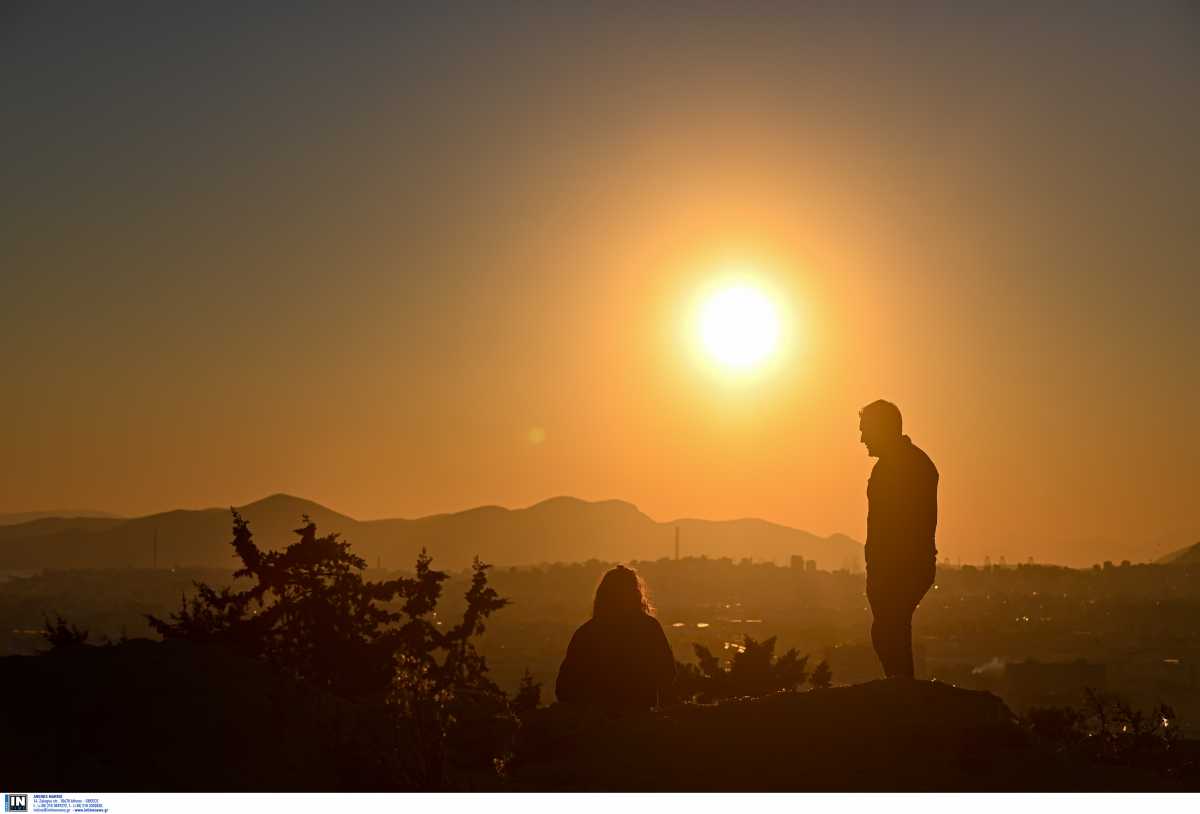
[4,4,1198,567]
[2,489,1193,568]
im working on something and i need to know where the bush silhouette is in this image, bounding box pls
[42,613,89,648]
[1026,688,1194,779]
[512,668,542,717]
[147,510,514,787]
[809,659,833,689]
[676,634,820,702]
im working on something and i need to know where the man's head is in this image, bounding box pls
[859,399,902,458]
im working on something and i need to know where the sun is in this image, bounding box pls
[698,284,781,369]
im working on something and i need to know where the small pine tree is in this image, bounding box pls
[693,643,724,680]
[43,614,89,648]
[728,636,778,697]
[512,669,542,716]
[679,636,815,701]
[773,648,811,690]
[809,659,833,689]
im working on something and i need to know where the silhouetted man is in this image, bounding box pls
[859,399,938,679]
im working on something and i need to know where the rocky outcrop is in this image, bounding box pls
[510,679,1182,791]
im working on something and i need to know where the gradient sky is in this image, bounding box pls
[3,3,1198,565]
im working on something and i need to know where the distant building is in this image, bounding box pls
[790,555,819,572]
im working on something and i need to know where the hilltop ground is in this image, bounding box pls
[1,639,1195,791]
[510,679,1186,791]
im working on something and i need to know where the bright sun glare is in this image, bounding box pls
[699,284,781,369]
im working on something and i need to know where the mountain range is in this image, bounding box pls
[0,509,122,525]
[1157,540,1200,565]
[0,494,864,573]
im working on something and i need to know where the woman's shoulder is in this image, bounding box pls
[569,617,603,641]
[581,613,663,632]
[635,612,667,632]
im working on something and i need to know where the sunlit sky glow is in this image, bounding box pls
[699,282,781,370]
[2,5,1198,565]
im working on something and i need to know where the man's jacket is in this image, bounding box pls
[865,434,938,576]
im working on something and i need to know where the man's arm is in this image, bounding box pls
[865,460,888,567]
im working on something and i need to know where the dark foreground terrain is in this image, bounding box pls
[512,680,1192,791]
[2,640,1195,791]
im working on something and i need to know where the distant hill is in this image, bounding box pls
[1158,541,1200,565]
[0,516,126,542]
[0,510,122,525]
[0,493,862,572]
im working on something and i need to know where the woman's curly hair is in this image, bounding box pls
[593,564,654,619]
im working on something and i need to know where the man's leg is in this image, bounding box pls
[894,607,915,679]
[868,571,932,679]
[892,564,935,679]
[867,581,910,678]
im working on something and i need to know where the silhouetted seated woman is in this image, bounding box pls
[555,565,676,714]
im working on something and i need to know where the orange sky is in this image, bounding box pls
[3,6,1198,565]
